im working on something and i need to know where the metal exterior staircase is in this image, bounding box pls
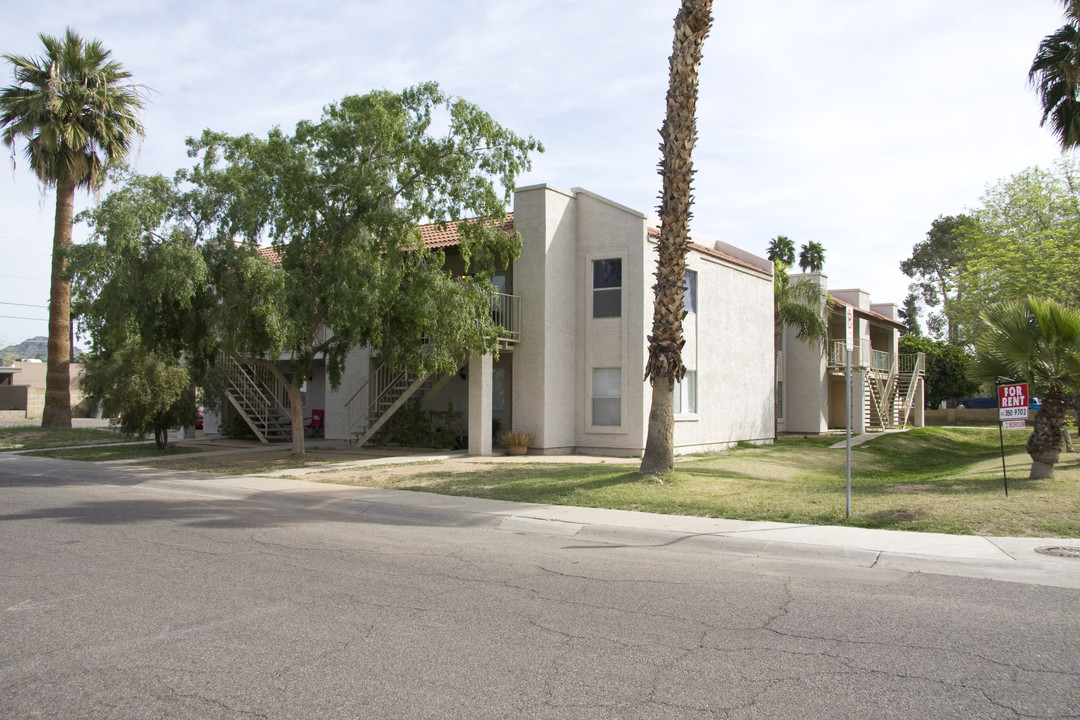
[345,361,462,446]
[220,352,292,443]
[863,352,925,431]
[895,352,925,429]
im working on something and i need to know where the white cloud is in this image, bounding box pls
[0,0,1070,343]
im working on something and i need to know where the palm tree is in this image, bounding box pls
[774,262,830,345]
[798,241,825,273]
[767,235,795,267]
[1,28,144,427]
[773,262,830,432]
[640,0,713,477]
[1030,1,1080,150]
[970,296,1080,479]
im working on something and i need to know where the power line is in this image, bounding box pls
[0,300,47,308]
[0,314,47,321]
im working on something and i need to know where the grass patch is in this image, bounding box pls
[0,425,128,451]
[158,449,409,475]
[314,428,1080,538]
[25,443,200,461]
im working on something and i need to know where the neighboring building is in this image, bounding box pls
[777,271,925,434]
[0,360,89,419]
[210,184,777,456]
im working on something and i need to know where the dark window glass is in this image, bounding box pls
[683,270,697,313]
[593,259,622,318]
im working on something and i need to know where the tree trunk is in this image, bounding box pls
[42,181,75,428]
[1026,384,1065,479]
[286,381,305,457]
[639,0,713,477]
[641,383,675,476]
[249,358,306,456]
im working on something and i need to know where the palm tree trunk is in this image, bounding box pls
[1027,384,1065,478]
[640,0,713,477]
[42,181,75,428]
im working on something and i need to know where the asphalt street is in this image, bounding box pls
[1,457,1078,719]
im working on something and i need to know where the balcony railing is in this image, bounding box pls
[492,292,520,344]
[828,340,895,371]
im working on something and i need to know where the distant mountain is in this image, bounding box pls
[0,336,84,362]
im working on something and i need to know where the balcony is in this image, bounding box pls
[492,292,520,346]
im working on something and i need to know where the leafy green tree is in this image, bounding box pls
[970,297,1080,479]
[962,161,1080,320]
[74,84,541,456]
[898,292,922,337]
[80,341,195,449]
[641,0,713,478]
[899,335,978,409]
[797,241,825,273]
[766,235,795,267]
[900,214,972,344]
[70,168,212,448]
[1030,1,1080,150]
[1,28,144,428]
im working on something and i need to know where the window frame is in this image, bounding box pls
[591,367,622,427]
[592,258,622,318]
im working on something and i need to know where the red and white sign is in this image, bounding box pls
[998,383,1029,421]
[1002,420,1027,430]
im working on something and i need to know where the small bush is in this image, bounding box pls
[222,415,255,440]
[500,431,533,448]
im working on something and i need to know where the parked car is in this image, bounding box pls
[960,397,1042,412]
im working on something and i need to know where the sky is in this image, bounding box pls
[0,0,1070,347]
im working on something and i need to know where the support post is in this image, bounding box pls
[468,353,493,456]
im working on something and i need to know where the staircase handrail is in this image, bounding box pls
[899,352,925,428]
[219,351,292,442]
[346,361,415,437]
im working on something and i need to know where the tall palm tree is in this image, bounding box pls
[798,241,825,273]
[774,262,830,345]
[1,28,144,427]
[773,262,830,432]
[1030,1,1080,150]
[767,235,795,267]
[640,0,713,477]
[970,296,1080,479]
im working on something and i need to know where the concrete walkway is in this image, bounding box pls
[2,437,1078,588]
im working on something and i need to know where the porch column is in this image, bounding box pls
[468,353,493,456]
[913,377,926,428]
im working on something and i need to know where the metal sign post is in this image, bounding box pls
[996,381,1029,497]
[845,306,853,518]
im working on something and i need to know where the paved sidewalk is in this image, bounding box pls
[2,447,1078,588]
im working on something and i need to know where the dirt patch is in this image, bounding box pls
[886,484,936,494]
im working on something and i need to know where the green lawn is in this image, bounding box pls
[316,428,1080,538]
[0,425,128,451]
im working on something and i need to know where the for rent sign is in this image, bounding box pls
[998,383,1030,421]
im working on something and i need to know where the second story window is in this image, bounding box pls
[683,269,697,314]
[593,258,622,318]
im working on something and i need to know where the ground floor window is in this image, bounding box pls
[592,367,621,426]
[673,370,697,414]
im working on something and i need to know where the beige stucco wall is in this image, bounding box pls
[512,184,773,456]
[672,250,774,452]
[324,345,370,440]
[781,272,829,434]
[511,184,579,452]
[574,189,650,455]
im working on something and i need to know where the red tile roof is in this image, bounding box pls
[418,214,515,248]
